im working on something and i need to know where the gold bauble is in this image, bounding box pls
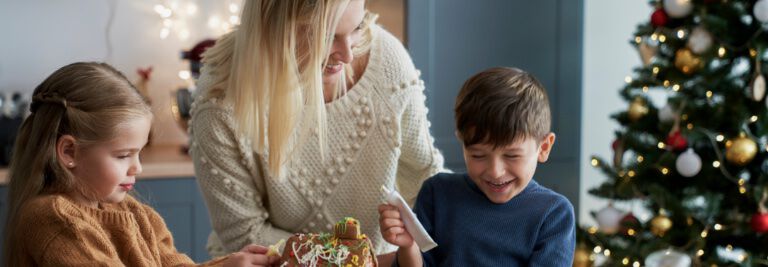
[573,246,594,267]
[725,135,758,166]
[650,215,673,236]
[674,48,703,74]
[628,97,649,121]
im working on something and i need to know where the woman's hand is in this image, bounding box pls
[222,244,281,267]
[378,203,414,248]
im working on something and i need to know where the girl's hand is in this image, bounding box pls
[378,203,414,248]
[223,244,281,267]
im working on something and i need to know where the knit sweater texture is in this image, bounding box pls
[189,24,445,257]
[12,194,228,266]
[409,173,575,267]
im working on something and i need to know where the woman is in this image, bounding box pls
[189,0,444,263]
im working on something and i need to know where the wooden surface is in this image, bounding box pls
[0,144,195,184]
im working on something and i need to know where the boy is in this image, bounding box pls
[379,67,575,266]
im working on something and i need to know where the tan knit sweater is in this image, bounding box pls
[12,194,228,266]
[189,24,445,257]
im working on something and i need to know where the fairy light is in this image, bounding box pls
[618,170,627,177]
[677,29,686,38]
[594,246,602,253]
[713,161,721,168]
[633,261,641,267]
[591,158,599,167]
[672,84,681,91]
[635,36,642,43]
[627,229,636,236]
[661,167,670,175]
[659,34,667,42]
[701,230,708,238]
[750,115,758,122]
[740,186,747,194]
[604,249,611,256]
[697,249,705,256]
[663,80,671,87]
[651,33,658,40]
[588,227,598,234]
[637,155,644,163]
[716,134,725,142]
[738,254,747,262]
[686,123,694,130]
[714,224,723,230]
[622,258,630,265]
[706,91,713,98]
[726,245,733,251]
[627,170,636,177]
[718,46,726,57]
[643,86,649,93]
[750,48,758,57]
[658,142,666,149]
[625,76,633,83]
[178,70,191,80]
[681,114,688,120]
[739,179,746,186]
[653,67,660,74]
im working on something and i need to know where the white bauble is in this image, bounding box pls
[645,249,692,267]
[676,148,702,177]
[755,0,768,23]
[658,105,677,123]
[687,26,713,54]
[596,204,625,234]
[664,0,693,18]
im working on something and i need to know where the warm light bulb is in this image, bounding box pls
[677,29,685,38]
[659,35,667,42]
[697,250,704,256]
[594,246,602,253]
[706,91,713,98]
[712,161,721,168]
[661,168,669,175]
[750,115,758,122]
[625,76,633,83]
[658,142,666,149]
[714,224,723,230]
[635,36,642,43]
[701,230,708,238]
[637,156,644,162]
[622,258,629,265]
[718,46,726,57]
[716,135,724,142]
[672,84,681,91]
[652,67,660,74]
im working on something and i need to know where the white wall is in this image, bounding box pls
[580,1,653,226]
[0,0,238,146]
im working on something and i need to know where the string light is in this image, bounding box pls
[622,258,630,265]
[637,155,644,163]
[594,246,602,253]
[739,179,746,186]
[659,34,667,42]
[672,84,681,91]
[686,123,693,130]
[652,67,660,74]
[718,46,727,57]
[677,29,686,38]
[633,261,641,267]
[643,86,649,93]
[651,33,658,40]
[604,249,611,256]
[627,229,636,236]
[627,170,636,177]
[713,161,721,168]
[701,230,708,238]
[658,142,666,149]
[750,115,758,122]
[661,167,670,175]
[635,36,642,43]
[591,158,599,166]
[716,134,725,142]
[740,186,747,194]
[625,76,633,83]
[706,91,713,98]
[697,249,704,256]
[750,48,758,57]
[663,80,671,87]
[681,114,688,120]
[588,227,598,234]
[714,224,723,230]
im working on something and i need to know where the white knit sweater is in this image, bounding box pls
[189,24,445,257]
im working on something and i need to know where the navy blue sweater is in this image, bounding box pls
[403,173,575,267]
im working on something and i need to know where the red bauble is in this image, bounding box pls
[651,9,669,27]
[666,131,688,151]
[619,213,642,234]
[752,213,768,233]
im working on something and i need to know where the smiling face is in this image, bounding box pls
[67,116,151,205]
[322,0,366,89]
[462,133,555,204]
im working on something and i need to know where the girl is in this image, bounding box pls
[3,62,279,266]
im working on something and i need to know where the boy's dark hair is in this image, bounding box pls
[455,67,551,148]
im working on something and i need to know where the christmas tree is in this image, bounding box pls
[577,0,768,266]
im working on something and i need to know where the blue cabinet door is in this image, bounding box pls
[134,178,212,263]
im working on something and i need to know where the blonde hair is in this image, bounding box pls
[3,62,152,266]
[201,0,375,178]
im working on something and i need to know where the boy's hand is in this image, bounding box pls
[223,244,281,267]
[378,203,415,248]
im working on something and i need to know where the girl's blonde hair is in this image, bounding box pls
[3,62,152,266]
[201,0,375,178]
